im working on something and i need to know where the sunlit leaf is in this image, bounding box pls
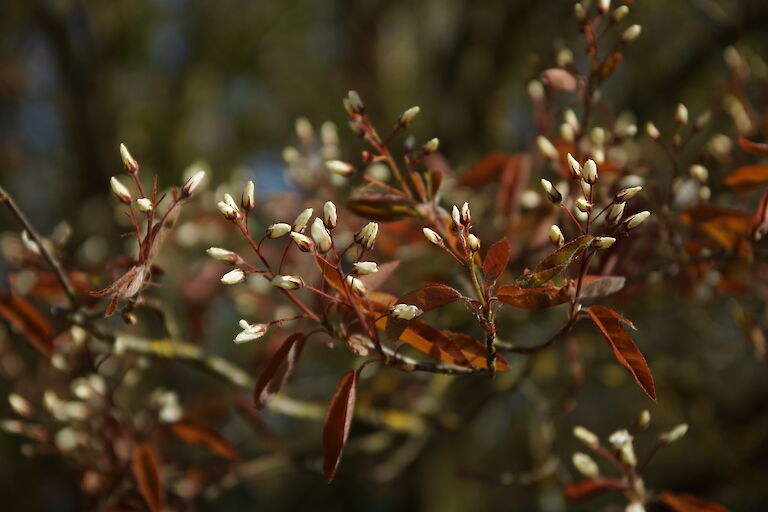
[253,333,306,409]
[497,284,571,309]
[656,492,732,512]
[397,283,462,312]
[586,306,656,401]
[168,421,239,459]
[323,370,358,482]
[483,236,510,286]
[723,165,768,188]
[518,235,593,288]
[132,443,164,512]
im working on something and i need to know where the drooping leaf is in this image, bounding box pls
[443,330,510,370]
[323,370,358,482]
[580,276,626,299]
[586,306,656,401]
[253,333,306,409]
[168,421,238,459]
[723,165,768,188]
[347,194,418,221]
[518,235,594,288]
[315,255,346,296]
[458,152,511,187]
[132,443,164,512]
[564,477,625,501]
[540,68,577,91]
[656,492,732,512]
[483,236,511,285]
[738,136,768,155]
[0,293,54,357]
[497,284,571,310]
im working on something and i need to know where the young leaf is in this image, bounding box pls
[253,333,306,409]
[397,283,463,312]
[723,165,768,188]
[0,293,54,357]
[132,443,164,512]
[323,370,359,482]
[497,284,571,309]
[738,136,768,155]
[656,492,732,512]
[579,276,626,299]
[564,477,625,502]
[168,421,239,459]
[483,236,511,285]
[518,235,593,288]
[586,306,656,401]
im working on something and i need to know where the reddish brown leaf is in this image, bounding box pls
[323,370,358,482]
[596,52,623,84]
[738,136,768,155]
[425,169,444,200]
[358,261,400,291]
[496,154,532,216]
[0,293,54,357]
[347,194,418,221]
[518,235,593,288]
[443,330,510,370]
[397,284,462,312]
[483,237,510,285]
[751,189,768,241]
[564,477,625,501]
[132,443,164,512]
[254,333,306,409]
[580,276,626,299]
[723,165,768,188]
[540,68,577,91]
[458,152,511,187]
[497,284,571,310]
[586,306,656,401]
[657,492,732,512]
[168,421,238,459]
[680,206,750,250]
[315,255,346,296]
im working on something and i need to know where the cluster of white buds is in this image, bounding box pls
[272,275,304,290]
[345,275,367,296]
[310,218,332,253]
[292,208,313,233]
[391,303,423,320]
[609,429,637,466]
[354,222,379,250]
[221,268,246,285]
[572,452,600,479]
[549,225,565,248]
[325,160,355,177]
[234,319,267,344]
[290,231,314,252]
[324,201,338,230]
[109,177,132,204]
[217,193,242,221]
[422,227,443,246]
[267,222,292,239]
[540,179,562,203]
[120,143,139,174]
[207,247,241,265]
[241,180,255,210]
[353,261,378,275]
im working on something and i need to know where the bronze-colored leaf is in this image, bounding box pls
[168,421,239,459]
[738,136,768,155]
[497,284,571,309]
[483,236,510,286]
[358,261,400,292]
[564,477,624,501]
[323,370,358,482]
[596,52,623,85]
[656,492,732,512]
[443,330,510,370]
[132,443,164,512]
[518,235,593,288]
[586,306,656,401]
[751,189,768,241]
[458,152,511,187]
[397,284,462,312]
[347,194,418,221]
[0,293,54,357]
[580,276,626,299]
[680,206,750,250]
[540,68,577,91]
[253,333,306,409]
[723,165,768,188]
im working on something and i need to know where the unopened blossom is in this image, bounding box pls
[136,198,152,212]
[206,247,240,265]
[549,225,565,247]
[616,186,642,201]
[536,135,559,160]
[625,211,651,230]
[582,159,598,184]
[345,275,367,296]
[310,218,332,253]
[290,231,314,252]
[660,423,688,444]
[292,208,313,233]
[242,180,255,210]
[325,160,355,177]
[467,233,480,252]
[181,169,205,198]
[567,153,582,177]
[621,24,642,44]
[391,304,423,320]
[267,223,292,238]
[422,227,443,246]
[119,143,139,173]
[594,236,616,249]
[323,201,338,230]
[110,177,132,204]
[461,202,471,225]
[540,179,562,203]
[572,452,600,479]
[608,202,626,224]
[422,138,440,154]
[398,106,420,126]
[221,268,246,285]
[234,319,267,344]
[573,426,599,448]
[355,222,378,250]
[353,261,378,275]
[272,275,304,290]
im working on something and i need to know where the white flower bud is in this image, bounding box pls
[347,90,364,114]
[611,5,629,23]
[217,201,239,221]
[574,426,599,447]
[181,170,205,198]
[110,177,132,204]
[574,3,587,21]
[567,153,582,178]
[310,218,332,253]
[625,211,651,230]
[616,186,643,201]
[675,103,689,125]
[271,275,304,290]
[621,24,642,43]
[594,236,616,249]
[561,123,575,142]
[353,261,378,275]
[540,179,562,203]
[646,121,660,140]
[608,429,633,449]
[325,160,355,177]
[136,198,152,212]
[8,393,33,418]
[119,143,139,173]
[422,227,443,245]
[207,247,240,265]
[283,146,300,164]
[323,201,338,230]
[292,208,314,233]
[608,202,626,224]
[355,222,379,250]
[345,275,367,296]
[221,268,246,284]
[527,80,545,102]
[290,231,314,252]
[295,116,313,144]
[576,197,592,212]
[598,0,611,14]
[689,164,708,183]
[661,423,688,444]
[637,409,651,429]
[242,180,255,210]
[234,319,267,344]
[626,502,646,512]
[468,233,481,252]
[549,225,565,247]
[565,109,580,131]
[536,135,559,160]
[582,159,598,184]
[572,452,600,479]
[399,106,421,126]
[391,304,423,320]
[422,137,440,154]
[461,202,471,225]
[267,222,292,239]
[451,205,462,230]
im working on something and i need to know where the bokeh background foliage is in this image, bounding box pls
[1,0,768,511]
